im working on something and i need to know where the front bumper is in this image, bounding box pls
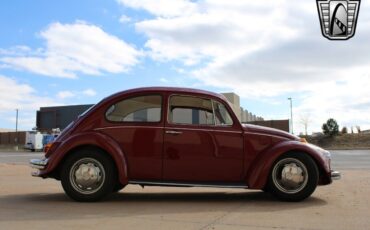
[331,170,341,180]
[30,158,48,177]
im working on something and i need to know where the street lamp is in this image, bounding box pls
[287,98,293,134]
[15,109,19,151]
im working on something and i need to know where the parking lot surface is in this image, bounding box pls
[0,150,369,230]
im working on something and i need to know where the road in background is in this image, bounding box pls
[330,150,370,170]
[1,150,370,169]
[0,152,43,164]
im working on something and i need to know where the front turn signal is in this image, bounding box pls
[43,142,53,154]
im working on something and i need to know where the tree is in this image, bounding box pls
[322,118,339,136]
[299,113,311,136]
[341,126,348,134]
[356,126,361,134]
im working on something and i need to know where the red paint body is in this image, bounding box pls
[38,87,332,188]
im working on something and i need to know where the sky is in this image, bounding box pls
[0,0,369,134]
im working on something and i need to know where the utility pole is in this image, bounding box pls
[15,109,19,151]
[288,98,293,134]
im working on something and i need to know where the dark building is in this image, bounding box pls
[36,104,94,131]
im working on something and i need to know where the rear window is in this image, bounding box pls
[105,95,162,122]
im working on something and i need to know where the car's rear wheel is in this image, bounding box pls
[61,149,116,202]
[267,152,319,202]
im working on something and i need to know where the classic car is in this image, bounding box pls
[30,87,340,202]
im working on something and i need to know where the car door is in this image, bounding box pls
[163,94,244,183]
[100,93,164,180]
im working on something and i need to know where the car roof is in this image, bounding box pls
[108,87,228,101]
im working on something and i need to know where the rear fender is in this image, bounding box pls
[246,141,329,189]
[43,132,129,185]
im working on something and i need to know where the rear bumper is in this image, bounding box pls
[30,158,48,177]
[331,170,341,180]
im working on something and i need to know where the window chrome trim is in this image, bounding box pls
[167,94,235,128]
[212,99,234,127]
[104,93,163,124]
[168,94,215,126]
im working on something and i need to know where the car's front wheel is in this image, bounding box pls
[60,149,117,202]
[267,152,319,202]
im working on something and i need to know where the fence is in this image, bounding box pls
[0,132,26,145]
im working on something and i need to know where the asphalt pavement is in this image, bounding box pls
[0,149,369,170]
[1,149,369,230]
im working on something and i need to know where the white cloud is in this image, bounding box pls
[57,89,97,99]
[0,76,98,130]
[119,15,132,23]
[294,74,370,134]
[124,0,300,65]
[0,75,59,130]
[120,0,370,132]
[0,75,57,111]
[82,89,97,96]
[117,0,197,17]
[57,91,75,99]
[1,21,142,78]
[159,77,169,83]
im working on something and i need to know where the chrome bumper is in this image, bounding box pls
[30,158,48,170]
[331,170,341,180]
[30,158,48,177]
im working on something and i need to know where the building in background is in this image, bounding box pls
[221,93,241,120]
[36,104,93,132]
[221,93,264,123]
[35,92,288,132]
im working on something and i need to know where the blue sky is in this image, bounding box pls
[0,0,369,134]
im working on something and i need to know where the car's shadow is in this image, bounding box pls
[0,190,328,222]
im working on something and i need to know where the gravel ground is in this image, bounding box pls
[0,163,369,230]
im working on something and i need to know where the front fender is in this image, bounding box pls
[43,131,129,185]
[246,141,330,189]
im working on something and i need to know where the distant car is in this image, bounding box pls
[30,87,340,202]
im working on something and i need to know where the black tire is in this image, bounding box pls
[60,148,117,202]
[262,187,270,193]
[113,183,125,193]
[267,152,319,202]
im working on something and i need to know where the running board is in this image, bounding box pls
[128,180,248,189]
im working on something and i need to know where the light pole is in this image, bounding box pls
[15,109,19,151]
[288,98,293,134]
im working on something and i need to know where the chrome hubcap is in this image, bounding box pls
[272,158,308,194]
[70,158,105,194]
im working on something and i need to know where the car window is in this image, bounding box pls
[213,101,233,126]
[106,95,162,122]
[169,95,214,125]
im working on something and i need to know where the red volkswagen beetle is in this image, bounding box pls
[30,87,340,202]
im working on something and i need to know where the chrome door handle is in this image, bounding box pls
[165,130,183,135]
